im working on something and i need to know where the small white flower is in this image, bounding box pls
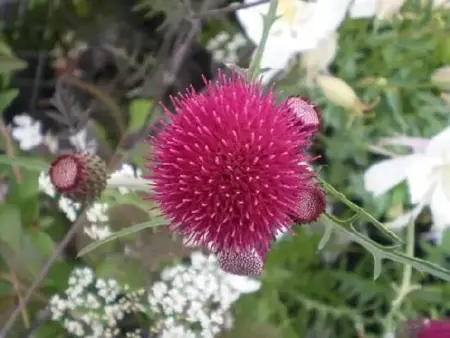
[58,196,81,221]
[69,128,97,153]
[364,126,450,241]
[86,202,109,223]
[84,224,112,240]
[49,266,146,338]
[39,172,56,198]
[11,114,43,150]
[148,251,260,337]
[43,131,59,153]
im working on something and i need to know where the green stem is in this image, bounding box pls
[385,220,419,331]
[318,177,403,244]
[247,0,279,81]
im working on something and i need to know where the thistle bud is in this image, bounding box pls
[431,66,450,91]
[292,183,326,224]
[286,97,321,138]
[316,75,366,113]
[49,152,107,202]
[217,249,265,277]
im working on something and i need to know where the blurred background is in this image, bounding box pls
[0,0,449,337]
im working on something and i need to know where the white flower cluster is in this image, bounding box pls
[38,171,111,240]
[49,267,146,338]
[149,251,261,338]
[49,253,261,338]
[10,113,95,153]
[206,31,247,64]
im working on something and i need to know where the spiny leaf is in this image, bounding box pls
[319,177,403,244]
[322,213,450,282]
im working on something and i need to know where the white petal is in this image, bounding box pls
[236,2,268,45]
[301,33,338,73]
[376,0,406,19]
[426,126,450,158]
[406,154,439,204]
[259,33,297,70]
[12,114,32,126]
[385,204,424,229]
[364,155,414,197]
[349,0,377,18]
[225,274,262,294]
[257,68,281,84]
[299,0,352,43]
[430,184,450,230]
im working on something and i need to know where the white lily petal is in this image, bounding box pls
[235,2,269,45]
[385,204,424,229]
[430,184,450,232]
[259,34,297,70]
[426,125,450,158]
[364,155,415,197]
[257,67,282,84]
[225,274,262,294]
[349,0,377,18]
[300,0,352,44]
[406,154,439,204]
[301,33,338,74]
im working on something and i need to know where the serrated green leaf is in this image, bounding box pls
[0,155,49,171]
[319,177,403,244]
[373,257,382,281]
[318,222,333,251]
[322,213,450,282]
[77,218,168,257]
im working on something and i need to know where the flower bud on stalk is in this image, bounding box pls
[316,75,369,114]
[49,152,107,203]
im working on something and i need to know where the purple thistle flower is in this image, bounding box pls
[146,71,324,257]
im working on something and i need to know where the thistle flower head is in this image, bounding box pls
[147,71,321,254]
[49,152,107,202]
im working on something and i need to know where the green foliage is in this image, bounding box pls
[0,1,449,337]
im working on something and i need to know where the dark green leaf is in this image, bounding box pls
[0,204,23,252]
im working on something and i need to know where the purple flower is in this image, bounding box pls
[147,71,324,262]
